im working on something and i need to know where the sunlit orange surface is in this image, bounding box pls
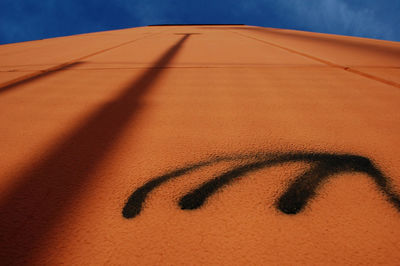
[0,25,400,265]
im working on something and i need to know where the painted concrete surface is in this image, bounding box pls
[0,25,399,265]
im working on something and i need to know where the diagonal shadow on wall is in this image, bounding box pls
[0,34,191,264]
[0,61,85,95]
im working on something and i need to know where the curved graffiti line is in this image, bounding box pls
[122,154,260,218]
[122,152,400,219]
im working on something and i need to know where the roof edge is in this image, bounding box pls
[148,24,245,26]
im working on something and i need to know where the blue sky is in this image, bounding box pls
[1,0,399,44]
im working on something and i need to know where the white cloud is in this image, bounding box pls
[281,0,395,40]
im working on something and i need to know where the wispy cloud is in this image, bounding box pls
[0,0,399,44]
[280,0,396,40]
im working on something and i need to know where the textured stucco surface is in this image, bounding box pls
[0,25,399,265]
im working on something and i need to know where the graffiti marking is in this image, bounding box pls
[123,152,400,219]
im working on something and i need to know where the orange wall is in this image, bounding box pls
[0,25,399,265]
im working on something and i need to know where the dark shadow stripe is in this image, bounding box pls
[0,34,191,264]
[0,61,85,94]
[0,32,161,96]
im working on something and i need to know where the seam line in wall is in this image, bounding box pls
[228,29,400,89]
[0,31,163,91]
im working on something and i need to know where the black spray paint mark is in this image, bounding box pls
[123,152,400,219]
[122,154,259,218]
